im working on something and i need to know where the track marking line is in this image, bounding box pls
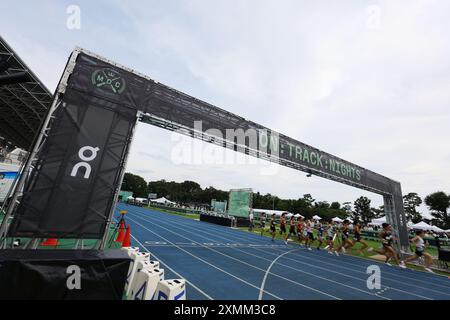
[152,207,450,293]
[258,249,299,300]
[261,248,436,300]
[283,249,450,298]
[123,206,449,300]
[135,210,389,300]
[130,233,214,300]
[128,215,283,300]
[129,210,340,300]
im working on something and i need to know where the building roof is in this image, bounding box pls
[0,36,53,150]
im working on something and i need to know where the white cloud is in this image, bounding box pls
[2,0,449,216]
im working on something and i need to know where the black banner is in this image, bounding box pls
[0,249,130,300]
[8,85,137,238]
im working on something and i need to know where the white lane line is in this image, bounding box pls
[143,206,450,293]
[282,249,449,298]
[154,207,449,287]
[130,233,214,300]
[256,247,434,300]
[133,209,389,300]
[258,249,299,300]
[129,211,340,300]
[128,215,282,300]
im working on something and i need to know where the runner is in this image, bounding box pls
[285,215,296,245]
[280,213,287,245]
[325,221,338,255]
[296,216,304,244]
[401,230,434,273]
[373,223,406,268]
[352,220,372,254]
[259,212,267,236]
[315,221,324,250]
[304,219,314,251]
[336,219,353,254]
[269,213,277,242]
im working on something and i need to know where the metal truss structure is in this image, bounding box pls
[0,36,53,150]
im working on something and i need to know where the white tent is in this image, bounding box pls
[332,217,343,223]
[294,213,305,218]
[370,217,386,226]
[151,197,176,205]
[431,226,444,233]
[127,195,134,200]
[134,197,148,203]
[312,215,322,220]
[252,209,292,216]
[410,221,434,231]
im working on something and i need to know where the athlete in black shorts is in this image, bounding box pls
[337,220,352,253]
[352,221,371,254]
[279,213,287,236]
[315,222,324,250]
[401,230,433,273]
[373,223,405,267]
[269,214,277,242]
[260,213,267,236]
[284,215,296,245]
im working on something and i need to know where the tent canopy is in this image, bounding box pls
[332,217,343,223]
[252,209,292,216]
[151,197,175,205]
[312,215,322,220]
[409,221,444,232]
[370,217,387,226]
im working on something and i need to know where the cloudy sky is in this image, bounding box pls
[2,0,449,215]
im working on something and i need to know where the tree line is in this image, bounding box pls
[121,172,450,229]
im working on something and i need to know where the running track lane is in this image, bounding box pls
[118,204,450,300]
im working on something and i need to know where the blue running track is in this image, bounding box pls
[117,204,450,300]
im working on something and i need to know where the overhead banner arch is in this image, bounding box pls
[2,48,408,251]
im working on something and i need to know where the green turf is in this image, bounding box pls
[146,205,200,220]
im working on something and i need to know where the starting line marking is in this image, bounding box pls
[143,241,288,248]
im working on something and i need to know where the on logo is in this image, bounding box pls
[70,146,100,179]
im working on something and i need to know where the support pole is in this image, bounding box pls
[99,111,141,249]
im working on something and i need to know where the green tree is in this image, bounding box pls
[370,206,385,219]
[121,173,148,198]
[342,202,352,218]
[403,192,423,223]
[352,196,373,224]
[330,202,341,210]
[424,191,450,229]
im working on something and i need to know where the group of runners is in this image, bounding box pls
[257,212,435,273]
